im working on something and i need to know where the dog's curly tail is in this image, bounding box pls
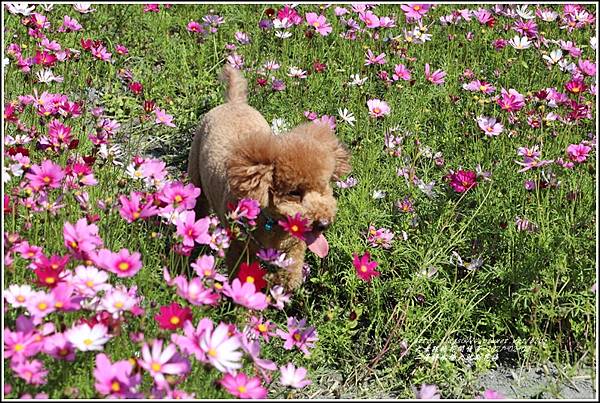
[219,64,247,103]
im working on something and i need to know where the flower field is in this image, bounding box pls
[2,3,597,399]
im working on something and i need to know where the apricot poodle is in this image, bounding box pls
[187,65,351,290]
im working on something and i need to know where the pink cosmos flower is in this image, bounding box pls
[99,285,140,315]
[11,359,48,385]
[4,328,42,364]
[58,15,82,32]
[239,334,277,381]
[277,213,311,241]
[222,278,269,311]
[305,13,332,36]
[171,317,214,362]
[168,273,221,306]
[50,283,81,312]
[187,21,202,33]
[425,63,447,85]
[93,248,143,278]
[367,99,391,118]
[227,198,261,226]
[25,160,65,190]
[176,210,212,247]
[497,88,525,112]
[220,372,268,399]
[566,143,592,163]
[14,242,43,261]
[63,218,103,258]
[352,252,380,281]
[155,302,192,330]
[280,363,312,388]
[463,80,496,94]
[25,291,56,322]
[158,182,201,212]
[477,116,504,136]
[118,191,159,223]
[115,44,129,55]
[138,339,190,389]
[199,322,243,373]
[359,11,380,28]
[43,332,76,361]
[4,285,35,308]
[577,59,596,76]
[366,226,395,249]
[478,389,506,399]
[72,265,110,297]
[91,45,112,62]
[276,317,318,356]
[392,64,411,81]
[364,49,386,65]
[401,4,431,21]
[565,78,587,94]
[154,108,176,127]
[447,170,478,193]
[94,353,141,397]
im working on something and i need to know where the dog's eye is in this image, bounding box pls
[288,189,303,198]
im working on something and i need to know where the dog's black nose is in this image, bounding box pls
[314,219,330,232]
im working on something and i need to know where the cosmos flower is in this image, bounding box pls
[416,383,441,399]
[477,116,504,136]
[305,12,332,36]
[352,252,380,282]
[222,279,269,311]
[278,213,311,241]
[93,248,143,278]
[447,170,478,193]
[25,160,65,190]
[65,323,110,352]
[367,99,391,118]
[220,372,268,399]
[154,108,176,127]
[199,322,243,373]
[425,63,446,85]
[93,353,141,397]
[279,363,312,388]
[155,302,192,330]
[138,339,190,388]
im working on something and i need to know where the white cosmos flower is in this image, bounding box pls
[39,3,53,12]
[539,10,558,22]
[542,49,563,65]
[590,36,597,51]
[66,323,110,351]
[558,59,576,73]
[6,3,35,16]
[348,73,367,86]
[287,66,307,79]
[515,5,535,20]
[337,108,356,127]
[274,30,292,39]
[199,322,243,373]
[36,69,64,84]
[508,35,531,50]
[73,2,95,13]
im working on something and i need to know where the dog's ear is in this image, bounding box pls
[227,134,275,206]
[299,121,352,180]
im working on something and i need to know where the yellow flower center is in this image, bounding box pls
[246,276,255,284]
[293,333,301,341]
[111,381,121,392]
[59,348,68,356]
[414,5,421,10]
[51,264,59,270]
[572,86,580,93]
[487,127,494,132]
[45,277,55,284]
[257,324,268,332]
[170,316,180,325]
[55,301,64,308]
[204,269,212,276]
[83,338,93,346]
[70,241,78,248]
[373,107,381,114]
[134,170,143,177]
[291,225,299,232]
[174,195,183,203]
[86,280,94,287]
[118,262,130,271]
[214,283,223,289]
[17,295,26,302]
[360,265,368,273]
[14,343,24,352]
[114,301,124,308]
[151,362,161,372]
[313,21,320,28]
[479,85,486,91]
[132,211,141,219]
[43,176,51,183]
[208,348,217,357]
[237,385,247,394]
[38,302,48,311]
[187,229,194,236]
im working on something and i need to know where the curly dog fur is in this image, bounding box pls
[187,65,351,290]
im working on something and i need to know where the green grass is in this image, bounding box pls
[3,3,596,399]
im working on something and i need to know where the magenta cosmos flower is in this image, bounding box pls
[138,339,190,388]
[276,317,318,356]
[367,99,391,118]
[158,181,201,211]
[155,302,192,330]
[220,372,268,399]
[566,143,592,163]
[94,248,142,278]
[393,63,411,81]
[497,88,525,111]
[63,218,103,258]
[171,317,214,362]
[118,191,159,223]
[305,12,332,36]
[277,213,311,241]
[352,252,380,281]
[93,353,141,397]
[25,160,65,190]
[447,170,478,193]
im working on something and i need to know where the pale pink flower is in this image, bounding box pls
[154,108,176,127]
[222,279,269,310]
[199,322,243,373]
[280,363,312,388]
[367,99,391,118]
[305,12,332,36]
[425,63,446,85]
[477,116,504,136]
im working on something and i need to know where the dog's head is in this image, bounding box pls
[227,121,351,247]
